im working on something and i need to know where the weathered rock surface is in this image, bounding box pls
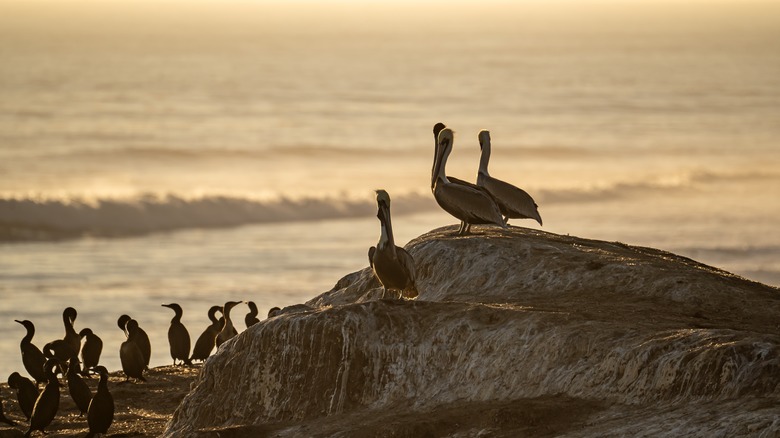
[164,226,780,437]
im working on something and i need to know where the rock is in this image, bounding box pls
[164,226,780,437]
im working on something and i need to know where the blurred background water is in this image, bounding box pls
[1,0,778,379]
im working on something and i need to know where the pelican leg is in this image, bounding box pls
[457,222,466,235]
[503,216,509,226]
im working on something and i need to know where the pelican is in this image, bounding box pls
[368,190,418,300]
[476,130,542,226]
[433,128,505,234]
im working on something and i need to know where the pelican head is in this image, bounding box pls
[434,128,454,180]
[433,122,446,138]
[375,189,391,222]
[478,130,491,150]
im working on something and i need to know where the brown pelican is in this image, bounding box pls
[368,190,418,300]
[433,128,505,234]
[476,130,542,226]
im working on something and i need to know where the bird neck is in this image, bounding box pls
[478,141,491,177]
[98,374,109,391]
[21,326,34,344]
[378,215,395,249]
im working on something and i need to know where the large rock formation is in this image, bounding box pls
[164,226,780,437]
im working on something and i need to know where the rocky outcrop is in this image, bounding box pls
[164,226,780,437]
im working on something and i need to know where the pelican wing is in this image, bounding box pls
[396,246,419,298]
[482,175,542,225]
[435,182,504,226]
[368,246,376,270]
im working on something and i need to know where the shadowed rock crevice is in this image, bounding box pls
[164,226,780,437]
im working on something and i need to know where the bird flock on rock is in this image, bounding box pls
[4,301,273,437]
[2,122,541,436]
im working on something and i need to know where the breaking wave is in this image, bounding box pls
[0,193,437,242]
[1,169,777,242]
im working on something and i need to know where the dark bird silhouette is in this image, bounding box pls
[245,301,260,328]
[116,315,131,337]
[8,372,38,420]
[191,306,222,363]
[215,301,241,348]
[433,128,505,235]
[368,190,419,299]
[118,316,151,370]
[267,307,281,318]
[25,359,61,437]
[86,366,114,438]
[79,328,103,377]
[120,319,146,382]
[43,340,77,377]
[62,307,81,356]
[66,356,91,416]
[1,397,16,426]
[161,303,192,366]
[14,320,47,385]
[476,130,542,226]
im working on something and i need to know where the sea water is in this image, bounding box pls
[1,1,778,379]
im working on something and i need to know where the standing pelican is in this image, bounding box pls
[190,306,222,363]
[62,307,81,356]
[26,359,61,437]
[368,190,418,299]
[215,301,241,348]
[15,320,46,385]
[162,303,192,366]
[86,366,114,438]
[476,130,542,226]
[79,328,103,377]
[433,128,505,234]
[245,301,260,328]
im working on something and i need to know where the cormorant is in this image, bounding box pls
[161,303,192,366]
[66,356,91,416]
[245,301,260,328]
[215,301,241,348]
[267,307,281,318]
[62,307,81,356]
[118,316,151,370]
[120,320,146,382]
[190,305,222,363]
[8,372,38,421]
[85,366,114,438]
[14,320,46,385]
[25,359,61,437]
[79,328,103,377]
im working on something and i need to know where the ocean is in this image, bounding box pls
[1,1,778,380]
